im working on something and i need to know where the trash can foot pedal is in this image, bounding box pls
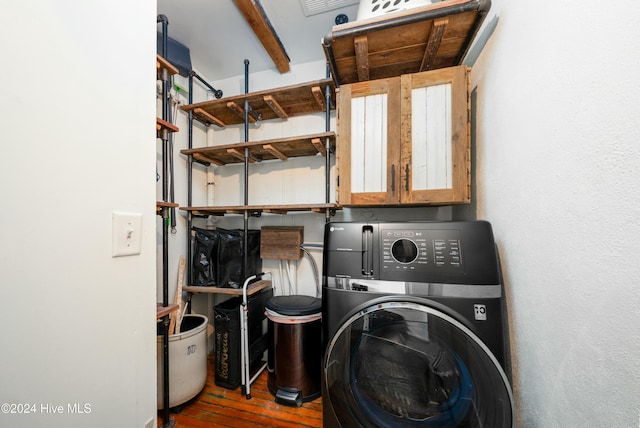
[275,387,302,407]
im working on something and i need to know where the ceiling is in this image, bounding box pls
[157,0,360,82]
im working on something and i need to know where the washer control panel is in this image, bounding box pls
[324,221,500,284]
[381,227,463,274]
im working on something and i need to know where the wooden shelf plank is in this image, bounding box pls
[181,132,335,166]
[322,0,490,85]
[181,79,336,126]
[156,117,179,133]
[156,201,179,215]
[183,279,272,296]
[179,203,341,216]
[156,54,179,76]
[156,303,179,319]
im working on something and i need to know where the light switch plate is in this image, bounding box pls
[112,212,143,257]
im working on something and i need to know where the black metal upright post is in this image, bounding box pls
[184,71,222,312]
[325,83,332,223]
[186,73,194,295]
[157,14,175,428]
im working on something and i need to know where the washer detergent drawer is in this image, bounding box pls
[323,223,377,279]
[323,296,514,428]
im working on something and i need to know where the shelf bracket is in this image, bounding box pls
[192,152,224,167]
[263,144,288,161]
[262,209,287,215]
[227,101,260,123]
[311,138,326,156]
[311,86,325,111]
[420,18,449,71]
[263,95,288,119]
[193,108,226,128]
[227,148,260,163]
[354,35,370,82]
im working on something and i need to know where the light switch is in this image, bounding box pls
[112,212,143,257]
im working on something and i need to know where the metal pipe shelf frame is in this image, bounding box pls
[182,60,336,399]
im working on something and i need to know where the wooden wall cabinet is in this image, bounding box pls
[336,65,470,206]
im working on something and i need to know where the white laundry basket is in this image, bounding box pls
[356,0,440,20]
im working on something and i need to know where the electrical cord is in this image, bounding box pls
[301,246,321,298]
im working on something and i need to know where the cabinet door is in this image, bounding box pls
[400,66,470,204]
[337,66,469,206]
[337,78,401,205]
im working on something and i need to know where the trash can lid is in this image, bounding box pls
[265,295,322,316]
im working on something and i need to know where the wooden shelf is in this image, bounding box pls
[156,117,179,134]
[156,201,179,215]
[157,54,179,77]
[181,132,336,166]
[156,303,179,319]
[180,79,336,127]
[322,0,490,85]
[183,279,273,296]
[180,203,340,216]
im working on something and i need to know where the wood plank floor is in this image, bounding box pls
[158,357,322,428]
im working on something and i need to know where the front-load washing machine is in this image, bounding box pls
[322,220,514,427]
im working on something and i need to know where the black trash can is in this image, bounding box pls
[266,295,322,407]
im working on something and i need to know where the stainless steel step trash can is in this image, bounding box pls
[266,295,322,407]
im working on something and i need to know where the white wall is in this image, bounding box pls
[470,0,640,426]
[1,2,158,428]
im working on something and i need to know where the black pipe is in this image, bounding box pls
[169,92,176,233]
[322,0,491,86]
[186,73,194,291]
[184,71,219,300]
[157,15,168,58]
[325,83,331,222]
[190,70,223,99]
[158,14,174,427]
[158,14,174,232]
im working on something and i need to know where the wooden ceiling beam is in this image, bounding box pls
[233,0,290,74]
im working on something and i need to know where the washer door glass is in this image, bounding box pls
[324,299,513,428]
